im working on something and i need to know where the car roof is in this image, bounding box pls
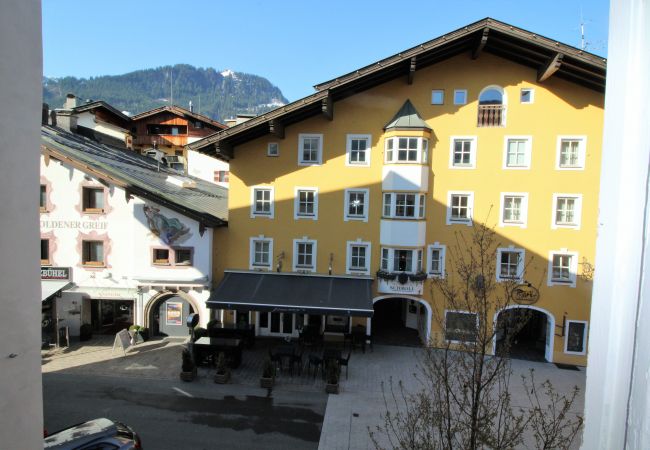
[44,418,117,448]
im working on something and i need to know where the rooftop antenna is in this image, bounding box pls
[580,8,586,50]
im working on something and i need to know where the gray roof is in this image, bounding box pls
[41,126,228,226]
[384,99,431,130]
[207,271,374,317]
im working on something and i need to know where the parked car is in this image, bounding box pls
[44,418,142,449]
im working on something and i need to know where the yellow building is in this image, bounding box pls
[190,18,605,366]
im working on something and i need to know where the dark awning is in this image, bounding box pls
[207,271,374,317]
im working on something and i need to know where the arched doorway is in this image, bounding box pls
[494,306,554,362]
[371,296,431,346]
[146,293,198,337]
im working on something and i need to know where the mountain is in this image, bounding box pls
[42,64,289,122]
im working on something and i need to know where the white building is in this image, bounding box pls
[40,125,227,342]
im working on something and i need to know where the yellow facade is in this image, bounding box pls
[213,51,603,366]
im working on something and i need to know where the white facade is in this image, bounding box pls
[187,148,229,187]
[40,155,214,338]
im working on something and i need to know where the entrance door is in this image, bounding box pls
[258,312,300,337]
[404,300,419,330]
[91,299,134,334]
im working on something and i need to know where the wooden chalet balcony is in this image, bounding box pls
[477,104,505,127]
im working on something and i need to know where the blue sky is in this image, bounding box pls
[42,0,610,102]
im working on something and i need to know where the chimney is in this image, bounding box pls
[42,103,49,125]
[49,110,57,127]
[189,100,193,113]
[64,93,76,109]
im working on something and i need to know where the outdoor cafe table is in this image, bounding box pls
[193,337,243,368]
[273,344,300,373]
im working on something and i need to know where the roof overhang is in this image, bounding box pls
[42,281,74,302]
[207,270,375,317]
[187,17,606,159]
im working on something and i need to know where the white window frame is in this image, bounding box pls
[345,134,371,167]
[446,191,474,226]
[556,135,587,170]
[427,243,446,278]
[502,136,532,169]
[453,89,468,105]
[249,236,273,270]
[499,192,529,228]
[346,240,371,275]
[294,187,319,220]
[267,142,279,157]
[548,249,579,287]
[293,238,317,272]
[444,310,479,343]
[298,133,323,166]
[449,136,477,169]
[496,247,525,282]
[551,193,583,230]
[564,320,588,355]
[382,192,426,219]
[384,136,429,164]
[250,186,274,219]
[344,188,369,222]
[520,88,535,104]
[431,89,445,105]
[379,247,423,274]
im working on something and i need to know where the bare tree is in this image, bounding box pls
[369,222,583,450]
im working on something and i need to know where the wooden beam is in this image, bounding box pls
[321,91,333,121]
[215,141,233,160]
[269,119,284,139]
[472,28,489,59]
[408,56,416,84]
[538,53,564,82]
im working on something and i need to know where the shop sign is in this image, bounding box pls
[40,219,108,230]
[378,278,423,295]
[73,286,138,299]
[41,266,71,280]
[511,284,540,305]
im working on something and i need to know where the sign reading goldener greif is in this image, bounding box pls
[41,267,71,280]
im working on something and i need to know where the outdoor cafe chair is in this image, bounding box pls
[307,353,323,379]
[339,350,351,379]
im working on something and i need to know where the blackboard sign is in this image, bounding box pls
[112,329,132,356]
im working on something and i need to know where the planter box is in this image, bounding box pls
[214,372,231,384]
[260,377,274,389]
[179,368,197,382]
[325,383,339,394]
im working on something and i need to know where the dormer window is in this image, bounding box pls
[477,86,506,127]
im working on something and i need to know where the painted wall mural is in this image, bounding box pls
[143,205,191,245]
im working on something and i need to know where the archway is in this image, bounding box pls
[145,291,200,337]
[493,305,555,362]
[371,296,431,346]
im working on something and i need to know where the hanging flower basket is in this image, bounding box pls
[376,270,397,281]
[397,272,409,285]
[408,271,428,282]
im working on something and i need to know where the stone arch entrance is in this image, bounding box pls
[493,305,555,362]
[371,295,431,346]
[145,291,201,337]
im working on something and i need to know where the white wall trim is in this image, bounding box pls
[343,188,369,222]
[449,135,477,169]
[498,192,529,228]
[346,240,371,275]
[345,134,372,167]
[294,186,319,220]
[564,319,589,355]
[502,135,533,170]
[371,295,432,343]
[250,185,275,219]
[551,193,583,230]
[555,135,587,170]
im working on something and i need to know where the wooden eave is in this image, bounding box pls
[40,144,226,228]
[188,17,605,159]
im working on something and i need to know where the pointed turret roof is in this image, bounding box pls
[383,100,431,131]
